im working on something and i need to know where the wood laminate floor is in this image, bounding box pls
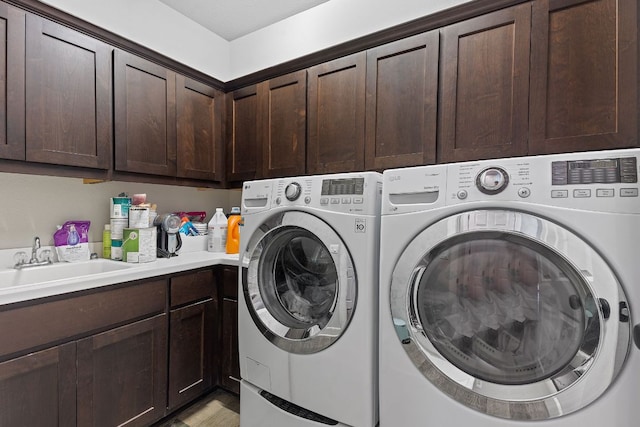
[155,389,240,427]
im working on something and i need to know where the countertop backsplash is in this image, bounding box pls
[0,172,242,250]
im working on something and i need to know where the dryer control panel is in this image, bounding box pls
[446,148,640,214]
[382,148,639,215]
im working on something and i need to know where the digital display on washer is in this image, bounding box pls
[321,178,365,195]
[551,156,637,185]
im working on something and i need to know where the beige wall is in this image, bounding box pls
[40,0,470,81]
[0,172,242,250]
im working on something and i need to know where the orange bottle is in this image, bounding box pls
[226,207,241,254]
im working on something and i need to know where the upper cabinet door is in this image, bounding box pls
[438,3,531,163]
[365,32,439,171]
[0,3,24,161]
[226,85,260,183]
[25,14,112,169]
[259,70,307,178]
[529,0,638,154]
[307,52,366,174]
[176,75,223,181]
[114,50,177,176]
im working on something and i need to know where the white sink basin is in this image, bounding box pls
[0,259,136,289]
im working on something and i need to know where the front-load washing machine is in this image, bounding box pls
[379,149,639,426]
[239,172,381,427]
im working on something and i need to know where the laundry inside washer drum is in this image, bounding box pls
[415,237,590,386]
[273,235,338,327]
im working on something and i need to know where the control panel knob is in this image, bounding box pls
[476,167,509,194]
[285,182,302,201]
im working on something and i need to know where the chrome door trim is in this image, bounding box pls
[242,210,356,354]
[390,209,631,420]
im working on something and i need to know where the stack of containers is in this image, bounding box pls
[109,196,131,260]
[123,194,157,263]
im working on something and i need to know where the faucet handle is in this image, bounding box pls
[13,251,28,266]
[38,249,53,263]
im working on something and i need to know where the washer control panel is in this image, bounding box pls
[270,174,381,215]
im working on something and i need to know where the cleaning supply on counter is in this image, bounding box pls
[148,204,158,227]
[122,228,157,263]
[110,196,131,219]
[102,224,111,259]
[226,207,241,254]
[110,194,130,241]
[179,217,199,236]
[128,205,150,228]
[111,239,123,261]
[207,208,227,253]
[54,220,91,262]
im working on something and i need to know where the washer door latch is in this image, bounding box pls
[634,324,640,350]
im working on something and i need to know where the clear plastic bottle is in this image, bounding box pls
[226,207,241,254]
[207,208,228,253]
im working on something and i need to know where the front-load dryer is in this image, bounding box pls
[239,172,381,427]
[379,149,639,426]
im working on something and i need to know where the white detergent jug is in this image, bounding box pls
[207,208,228,253]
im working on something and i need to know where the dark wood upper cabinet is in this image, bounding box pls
[0,3,24,161]
[0,343,76,426]
[176,75,224,181]
[529,0,638,154]
[226,85,260,183]
[438,3,531,163]
[76,314,167,427]
[25,14,112,169]
[365,32,439,171]
[307,52,366,174]
[114,49,177,176]
[259,70,307,178]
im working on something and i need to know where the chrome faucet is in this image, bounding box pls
[31,236,41,263]
[13,236,53,269]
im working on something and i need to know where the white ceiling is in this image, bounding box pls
[158,0,331,41]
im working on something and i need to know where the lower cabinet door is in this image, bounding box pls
[0,342,76,426]
[168,299,216,410]
[76,314,168,427]
[221,298,240,394]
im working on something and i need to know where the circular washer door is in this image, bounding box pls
[390,209,631,420]
[243,210,356,354]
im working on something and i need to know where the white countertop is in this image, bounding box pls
[0,250,239,306]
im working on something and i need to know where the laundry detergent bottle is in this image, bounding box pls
[207,208,227,253]
[226,207,241,254]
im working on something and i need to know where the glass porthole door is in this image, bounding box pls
[243,211,356,354]
[390,210,631,420]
